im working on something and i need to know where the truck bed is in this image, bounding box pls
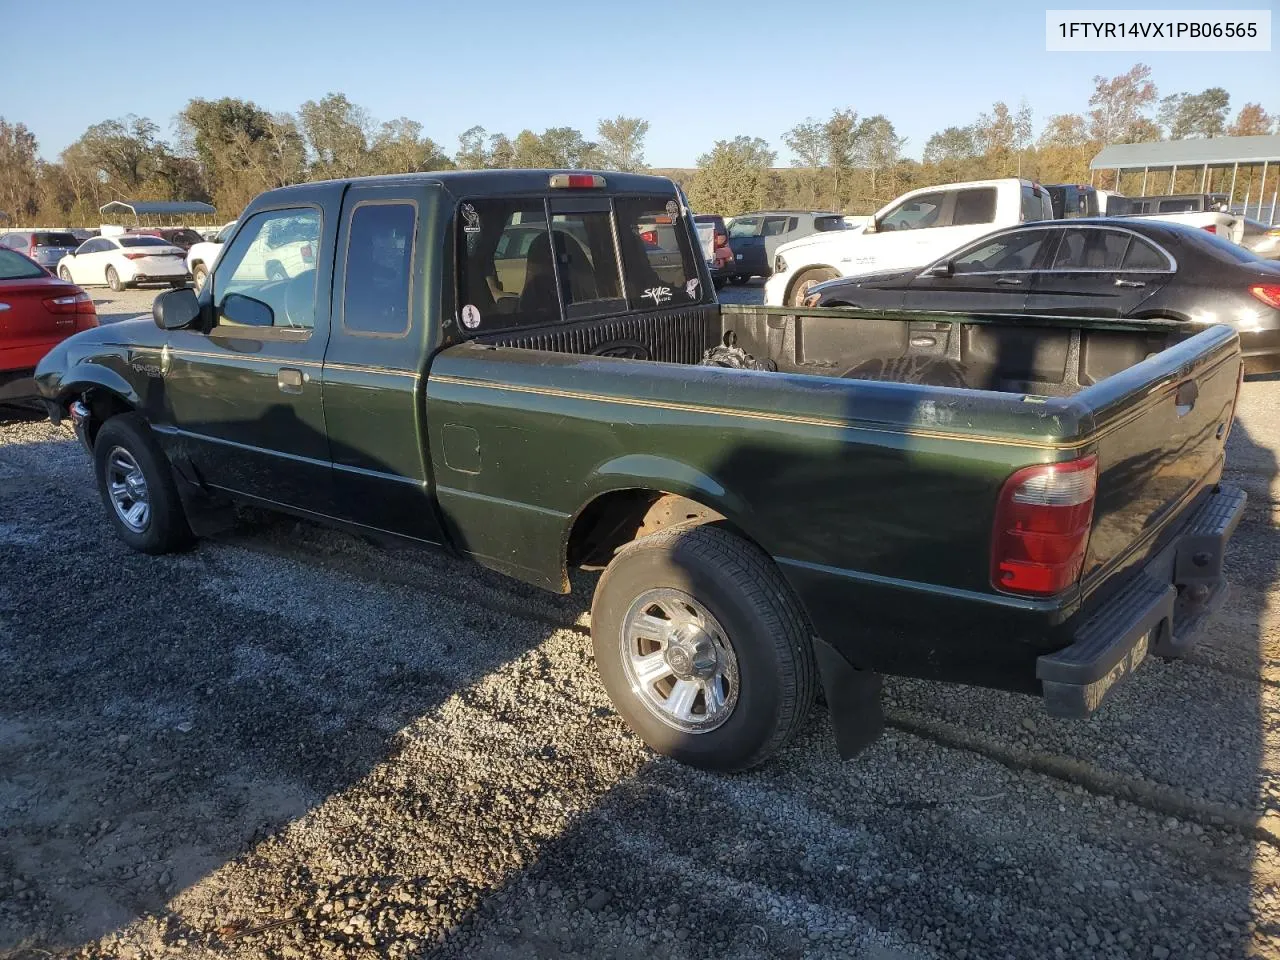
[437,303,1241,700]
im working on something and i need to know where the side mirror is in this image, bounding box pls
[153,287,201,330]
[926,260,954,278]
[221,293,274,328]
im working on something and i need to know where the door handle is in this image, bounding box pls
[277,367,304,394]
[995,277,1022,286]
[1114,278,1146,288]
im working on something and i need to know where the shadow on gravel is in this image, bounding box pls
[0,433,558,954]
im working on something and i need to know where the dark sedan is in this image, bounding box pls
[810,218,1280,374]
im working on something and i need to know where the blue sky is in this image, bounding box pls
[3,0,1276,166]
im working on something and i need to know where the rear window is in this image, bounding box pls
[33,232,79,247]
[0,248,47,279]
[118,236,170,248]
[614,196,703,309]
[813,216,847,232]
[1179,228,1266,264]
[1022,186,1050,221]
[1157,199,1199,213]
[457,194,703,333]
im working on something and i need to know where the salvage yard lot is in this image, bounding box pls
[2,291,1280,959]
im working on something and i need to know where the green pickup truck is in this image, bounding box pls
[35,170,1247,771]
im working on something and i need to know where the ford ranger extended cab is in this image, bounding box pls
[765,178,1055,306]
[36,170,1246,771]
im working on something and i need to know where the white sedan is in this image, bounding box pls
[57,235,192,291]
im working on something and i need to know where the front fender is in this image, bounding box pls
[35,341,142,412]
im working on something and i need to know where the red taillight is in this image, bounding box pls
[122,252,147,260]
[639,230,658,246]
[43,291,96,315]
[1249,284,1280,309]
[548,173,606,189]
[300,243,314,261]
[991,456,1098,597]
[1202,224,1218,234]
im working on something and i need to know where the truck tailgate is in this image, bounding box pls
[1078,325,1242,595]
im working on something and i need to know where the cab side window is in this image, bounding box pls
[213,208,321,331]
[342,202,416,336]
[952,188,997,226]
[1051,229,1129,270]
[879,192,945,231]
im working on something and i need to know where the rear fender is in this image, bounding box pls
[586,453,757,539]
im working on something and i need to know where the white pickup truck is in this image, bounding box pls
[764,178,1054,306]
[1107,194,1244,245]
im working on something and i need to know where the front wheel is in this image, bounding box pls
[106,266,123,292]
[591,524,817,771]
[93,414,193,555]
[789,267,839,306]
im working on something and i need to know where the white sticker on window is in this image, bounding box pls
[461,304,481,329]
[642,286,672,306]
[665,199,679,219]
[461,204,481,234]
[685,278,700,298]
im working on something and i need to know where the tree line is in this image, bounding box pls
[0,65,1273,226]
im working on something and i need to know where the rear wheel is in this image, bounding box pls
[591,524,817,771]
[93,414,193,555]
[789,267,839,306]
[106,266,123,292]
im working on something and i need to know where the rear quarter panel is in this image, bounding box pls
[425,345,1097,689]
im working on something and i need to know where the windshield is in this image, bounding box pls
[118,236,171,248]
[0,248,48,279]
[33,232,79,247]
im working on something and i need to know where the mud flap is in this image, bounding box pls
[813,636,884,759]
[169,457,235,537]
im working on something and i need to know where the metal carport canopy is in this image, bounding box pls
[98,200,217,217]
[1090,135,1280,170]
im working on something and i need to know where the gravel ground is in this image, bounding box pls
[1,299,1279,959]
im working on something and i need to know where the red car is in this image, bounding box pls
[0,248,98,409]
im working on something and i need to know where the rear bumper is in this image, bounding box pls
[1037,483,1246,718]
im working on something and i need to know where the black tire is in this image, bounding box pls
[712,277,727,291]
[93,414,194,555]
[730,274,749,285]
[788,267,839,306]
[192,263,208,292]
[106,266,123,292]
[591,524,817,771]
